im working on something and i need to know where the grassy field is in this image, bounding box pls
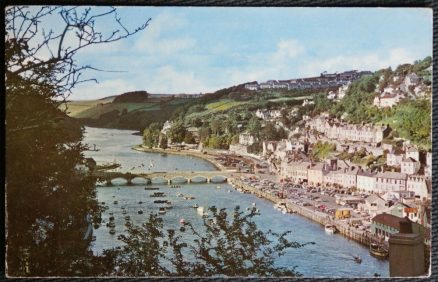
[206,99,249,112]
[62,96,115,117]
[267,96,313,103]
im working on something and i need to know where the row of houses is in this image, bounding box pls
[280,159,431,199]
[306,114,390,144]
[244,70,372,91]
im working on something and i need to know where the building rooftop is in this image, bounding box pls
[372,213,411,229]
[375,171,407,180]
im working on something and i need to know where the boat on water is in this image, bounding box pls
[216,185,221,189]
[109,229,116,235]
[113,201,118,205]
[197,206,205,216]
[158,207,166,215]
[124,215,131,221]
[179,218,185,224]
[154,199,168,204]
[144,187,160,190]
[184,196,196,200]
[369,243,388,258]
[150,192,166,197]
[91,236,96,241]
[177,193,184,197]
[192,204,199,208]
[122,210,127,215]
[107,222,115,228]
[138,210,143,214]
[353,255,362,264]
[324,224,337,235]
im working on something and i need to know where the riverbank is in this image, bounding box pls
[229,178,385,254]
[132,145,227,171]
[132,144,383,255]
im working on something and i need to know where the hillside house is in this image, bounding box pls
[425,152,432,178]
[307,163,325,186]
[386,150,404,167]
[404,73,420,87]
[374,171,407,193]
[161,120,172,135]
[373,92,405,108]
[406,175,430,199]
[239,132,257,146]
[281,160,310,183]
[400,157,421,175]
[389,202,420,223]
[405,147,420,162]
[244,83,259,91]
[358,194,389,218]
[357,170,377,193]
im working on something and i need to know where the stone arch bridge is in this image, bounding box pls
[94,170,235,186]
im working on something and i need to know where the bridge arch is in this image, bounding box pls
[170,176,188,184]
[210,175,227,183]
[111,177,128,185]
[131,176,150,185]
[151,176,168,185]
[191,176,208,184]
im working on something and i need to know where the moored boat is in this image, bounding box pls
[324,224,337,235]
[369,243,388,259]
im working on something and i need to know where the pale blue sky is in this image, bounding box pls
[30,7,433,99]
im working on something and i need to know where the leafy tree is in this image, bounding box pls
[102,214,169,276]
[311,141,335,161]
[260,122,287,141]
[198,127,211,142]
[169,121,187,143]
[183,131,196,144]
[5,6,149,276]
[247,117,261,135]
[104,207,311,277]
[210,118,223,136]
[143,123,161,148]
[158,134,168,149]
[205,135,229,149]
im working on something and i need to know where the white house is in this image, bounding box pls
[406,175,429,199]
[425,152,432,178]
[374,171,407,193]
[239,132,257,146]
[281,160,310,183]
[401,157,421,175]
[358,194,389,218]
[405,147,420,162]
[245,83,259,91]
[373,92,404,108]
[404,73,420,87]
[161,120,173,135]
[386,150,404,167]
[357,170,377,193]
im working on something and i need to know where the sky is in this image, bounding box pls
[28,7,432,100]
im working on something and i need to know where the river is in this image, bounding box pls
[83,126,389,277]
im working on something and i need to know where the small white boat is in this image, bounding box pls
[252,202,256,207]
[325,224,337,235]
[192,204,199,208]
[216,185,221,189]
[197,206,205,216]
[179,218,185,224]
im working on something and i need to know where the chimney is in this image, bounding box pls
[389,218,426,277]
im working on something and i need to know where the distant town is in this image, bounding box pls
[146,59,432,254]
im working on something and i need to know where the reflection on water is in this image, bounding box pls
[84,127,389,277]
[83,127,217,172]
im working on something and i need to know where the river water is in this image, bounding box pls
[83,126,389,277]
